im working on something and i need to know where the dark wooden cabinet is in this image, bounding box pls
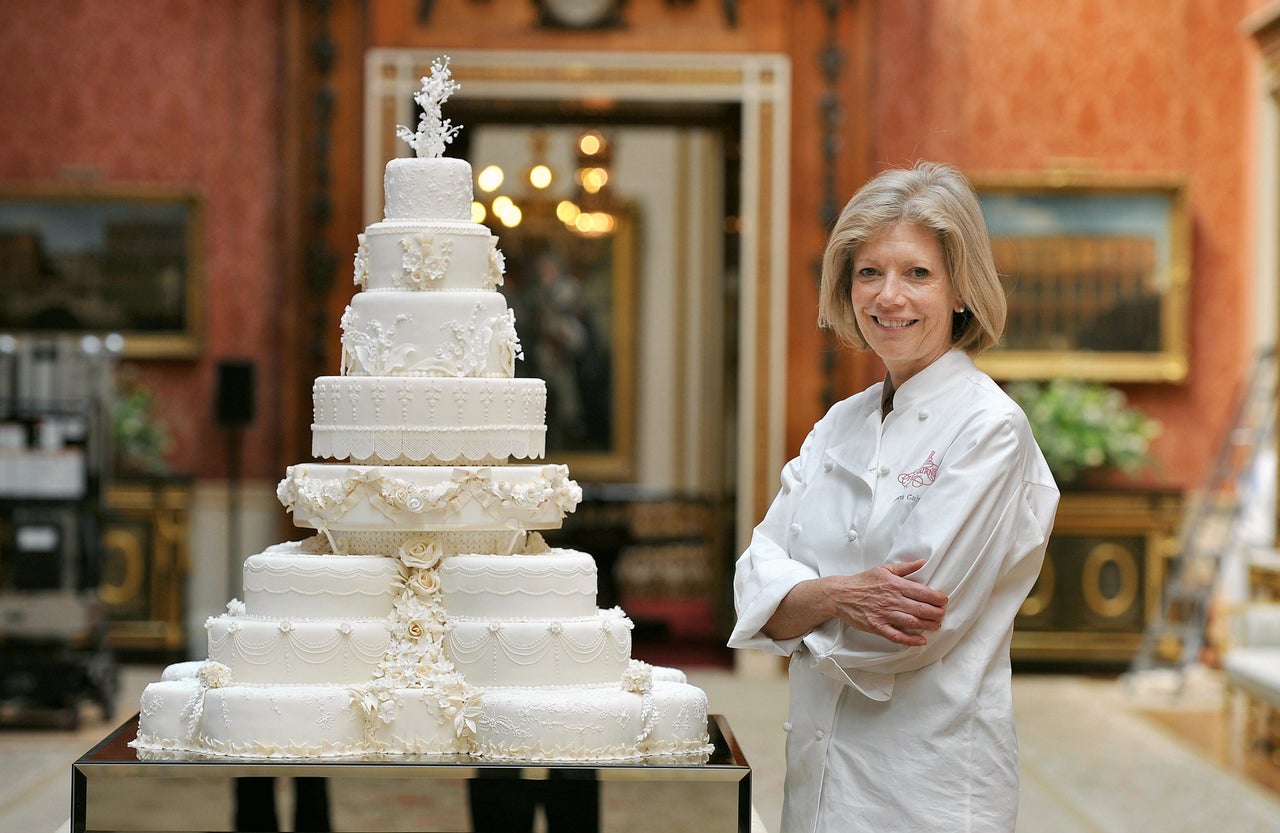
[100,478,191,657]
[1013,490,1182,665]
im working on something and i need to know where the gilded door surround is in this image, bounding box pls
[364,49,792,550]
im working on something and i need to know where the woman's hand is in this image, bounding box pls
[822,559,948,646]
[762,559,948,646]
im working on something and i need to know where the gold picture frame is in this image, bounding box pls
[0,182,204,359]
[973,173,1189,382]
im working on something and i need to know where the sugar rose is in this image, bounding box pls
[399,538,443,570]
[408,568,441,598]
[198,661,232,689]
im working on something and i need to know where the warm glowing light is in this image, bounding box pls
[571,211,615,236]
[498,204,523,228]
[492,195,515,214]
[578,133,602,155]
[472,201,487,223]
[556,200,581,224]
[477,165,505,192]
[580,167,609,194]
[528,164,553,189]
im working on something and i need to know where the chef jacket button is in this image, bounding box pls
[823,459,834,472]
[846,529,858,542]
[815,729,826,740]
[919,409,929,420]
[879,465,890,476]
[790,523,802,535]
[783,722,793,733]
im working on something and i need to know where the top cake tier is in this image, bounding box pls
[357,158,504,294]
[384,157,473,222]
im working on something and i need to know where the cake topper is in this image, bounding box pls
[396,55,462,159]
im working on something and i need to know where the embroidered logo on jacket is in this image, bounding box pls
[898,451,938,488]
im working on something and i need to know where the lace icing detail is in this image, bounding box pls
[340,305,414,376]
[313,425,542,466]
[207,617,392,676]
[473,698,642,762]
[435,304,523,377]
[443,611,631,689]
[336,305,520,378]
[139,687,165,720]
[171,661,232,741]
[277,465,581,527]
[353,233,370,290]
[400,233,455,288]
[318,530,533,557]
[487,240,506,289]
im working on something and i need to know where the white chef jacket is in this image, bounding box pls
[730,350,1058,833]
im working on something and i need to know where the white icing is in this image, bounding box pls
[383,157,473,221]
[472,686,649,762]
[311,376,546,465]
[340,291,521,378]
[361,222,502,292]
[207,616,391,685]
[439,550,598,619]
[642,681,714,757]
[160,661,204,682]
[444,611,632,687]
[205,684,454,758]
[242,553,405,619]
[130,149,712,765]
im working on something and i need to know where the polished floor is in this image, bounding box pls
[2,664,1280,832]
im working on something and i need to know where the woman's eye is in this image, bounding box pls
[855,267,878,278]
[908,267,930,279]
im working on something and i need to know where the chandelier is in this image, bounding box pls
[472,128,619,238]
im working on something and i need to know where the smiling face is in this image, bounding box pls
[851,221,962,385]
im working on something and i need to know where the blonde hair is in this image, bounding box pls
[817,160,1006,356]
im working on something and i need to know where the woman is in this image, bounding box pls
[729,161,1059,832]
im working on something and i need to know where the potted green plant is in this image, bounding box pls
[112,380,173,476]
[1005,379,1161,487]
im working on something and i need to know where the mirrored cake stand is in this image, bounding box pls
[71,714,751,833]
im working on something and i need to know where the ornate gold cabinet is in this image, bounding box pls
[1013,490,1182,665]
[100,479,191,657]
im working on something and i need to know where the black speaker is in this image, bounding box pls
[215,359,256,426]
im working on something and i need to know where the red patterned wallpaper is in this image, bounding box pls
[0,0,284,480]
[860,0,1259,489]
[0,0,1267,494]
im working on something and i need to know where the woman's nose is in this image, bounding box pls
[877,274,905,305]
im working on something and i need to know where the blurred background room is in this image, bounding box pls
[5,1,1280,831]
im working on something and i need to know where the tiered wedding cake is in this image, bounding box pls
[130,58,713,761]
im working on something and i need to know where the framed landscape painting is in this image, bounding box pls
[973,174,1189,382]
[0,183,203,359]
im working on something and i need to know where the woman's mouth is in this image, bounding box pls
[874,316,917,329]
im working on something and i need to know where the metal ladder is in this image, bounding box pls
[1128,347,1277,686]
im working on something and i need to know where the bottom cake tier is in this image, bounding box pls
[132,673,463,758]
[131,660,713,763]
[473,679,713,762]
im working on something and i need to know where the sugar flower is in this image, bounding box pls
[396,56,462,159]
